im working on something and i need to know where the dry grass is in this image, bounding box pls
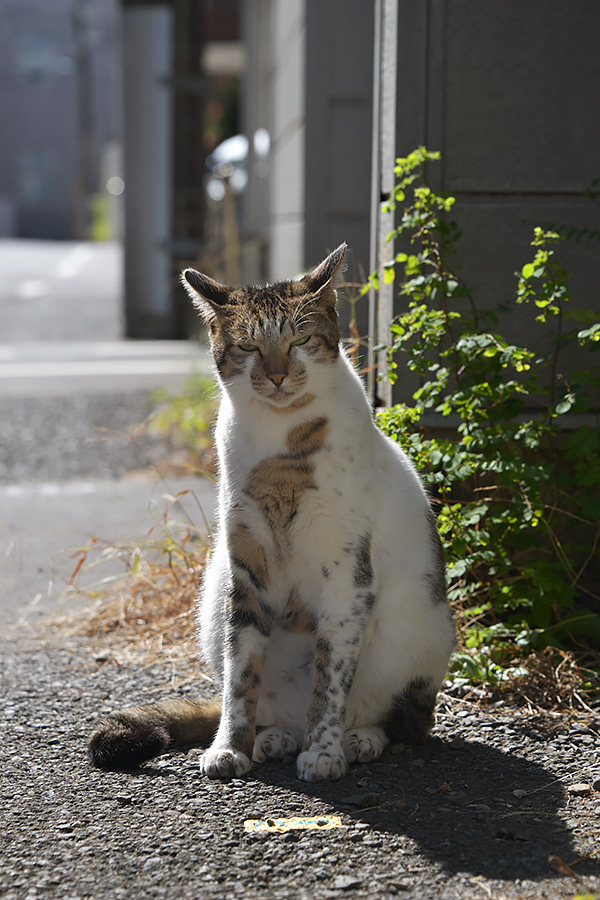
[492,647,600,715]
[56,495,208,665]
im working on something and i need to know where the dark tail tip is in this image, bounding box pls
[383,678,437,745]
[88,723,170,770]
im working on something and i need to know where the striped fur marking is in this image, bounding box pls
[229,523,270,592]
[226,575,274,639]
[243,417,329,553]
[269,392,316,414]
[286,416,328,457]
[281,590,317,635]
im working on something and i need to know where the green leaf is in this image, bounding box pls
[554,396,574,416]
[578,323,600,343]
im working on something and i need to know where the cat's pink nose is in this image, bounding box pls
[268,372,287,386]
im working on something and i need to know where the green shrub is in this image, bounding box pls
[367,148,600,683]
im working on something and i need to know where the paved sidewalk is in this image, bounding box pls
[0,473,216,630]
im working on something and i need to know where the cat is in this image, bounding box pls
[88,243,456,783]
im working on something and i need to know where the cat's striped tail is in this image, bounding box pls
[87,697,221,770]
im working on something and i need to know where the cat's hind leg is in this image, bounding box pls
[343,726,388,764]
[252,727,299,763]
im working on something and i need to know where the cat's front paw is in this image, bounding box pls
[199,746,252,779]
[252,728,299,764]
[296,748,348,782]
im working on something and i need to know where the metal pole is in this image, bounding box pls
[73,0,95,238]
[367,0,382,405]
[369,0,398,408]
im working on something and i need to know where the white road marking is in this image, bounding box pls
[53,244,94,279]
[16,280,48,299]
[0,358,205,379]
[1,481,98,499]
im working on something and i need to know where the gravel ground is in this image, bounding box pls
[2,636,599,900]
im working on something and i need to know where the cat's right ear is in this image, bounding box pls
[181,269,233,321]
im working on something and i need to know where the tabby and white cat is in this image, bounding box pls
[88,244,455,782]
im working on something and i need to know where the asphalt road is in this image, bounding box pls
[0,239,123,342]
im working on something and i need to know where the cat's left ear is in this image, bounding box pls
[181,269,234,322]
[302,243,348,296]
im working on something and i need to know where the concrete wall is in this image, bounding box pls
[246,0,599,371]
[259,0,374,315]
[304,0,374,335]
[396,1,600,359]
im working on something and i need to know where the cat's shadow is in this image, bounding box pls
[249,733,586,882]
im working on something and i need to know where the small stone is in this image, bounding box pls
[282,831,299,842]
[342,793,379,809]
[569,782,592,796]
[333,875,363,890]
[142,858,161,871]
[449,738,467,750]
[56,824,74,833]
[513,789,526,799]
[389,743,406,754]
[592,776,600,792]
[94,650,113,663]
[473,804,491,822]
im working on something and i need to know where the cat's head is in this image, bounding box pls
[182,244,347,408]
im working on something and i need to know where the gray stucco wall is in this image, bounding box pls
[262,0,374,342]
[304,0,374,335]
[395,1,600,363]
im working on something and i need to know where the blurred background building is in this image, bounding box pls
[1,0,598,364]
[0,0,120,240]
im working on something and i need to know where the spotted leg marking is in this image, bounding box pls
[296,533,376,782]
[199,574,273,779]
